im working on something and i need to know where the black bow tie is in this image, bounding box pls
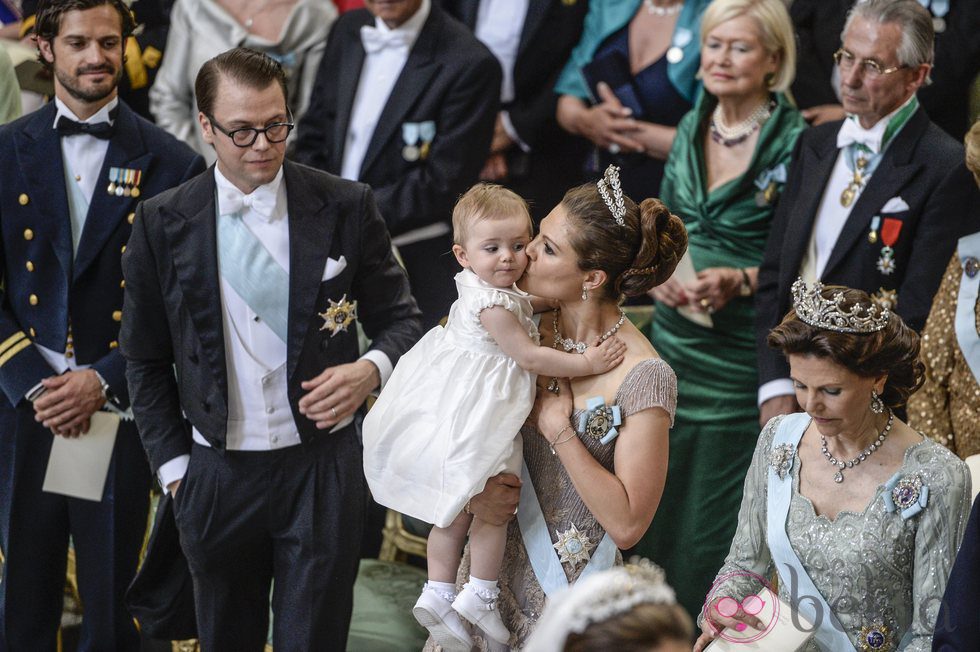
[56,107,118,139]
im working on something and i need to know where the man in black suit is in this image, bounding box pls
[441,0,589,221]
[121,48,422,650]
[0,0,203,648]
[293,0,501,328]
[791,0,980,139]
[934,496,980,650]
[756,0,978,425]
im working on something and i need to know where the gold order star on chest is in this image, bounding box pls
[318,294,358,337]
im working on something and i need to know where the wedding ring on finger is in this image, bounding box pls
[699,298,715,314]
[608,143,621,155]
[331,406,338,419]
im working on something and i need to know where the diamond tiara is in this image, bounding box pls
[791,278,889,333]
[597,164,626,226]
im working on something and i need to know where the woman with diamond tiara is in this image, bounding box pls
[694,279,972,652]
[363,182,629,651]
[415,166,687,650]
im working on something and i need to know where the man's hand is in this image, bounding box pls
[299,359,380,430]
[479,152,509,181]
[759,395,801,428]
[490,113,515,154]
[469,473,521,526]
[33,370,106,437]
[167,479,182,498]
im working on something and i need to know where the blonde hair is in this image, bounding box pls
[700,0,797,92]
[452,183,532,245]
[966,120,980,187]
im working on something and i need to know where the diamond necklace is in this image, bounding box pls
[546,308,627,394]
[710,100,773,147]
[820,411,893,483]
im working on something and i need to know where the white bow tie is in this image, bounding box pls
[360,25,412,54]
[837,117,887,154]
[218,185,277,220]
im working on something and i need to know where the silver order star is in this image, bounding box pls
[876,255,896,275]
[553,523,593,567]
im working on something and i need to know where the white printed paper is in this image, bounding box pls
[672,251,713,328]
[705,595,814,652]
[43,412,119,502]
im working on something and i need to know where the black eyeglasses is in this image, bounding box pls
[207,114,294,147]
[833,48,906,79]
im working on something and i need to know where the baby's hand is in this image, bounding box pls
[584,336,626,374]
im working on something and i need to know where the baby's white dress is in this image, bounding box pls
[362,269,537,528]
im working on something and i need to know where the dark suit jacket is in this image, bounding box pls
[440,0,588,150]
[791,0,980,139]
[755,107,978,387]
[292,5,501,237]
[933,496,980,650]
[120,160,422,474]
[0,101,203,409]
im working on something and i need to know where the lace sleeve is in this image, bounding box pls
[700,416,782,623]
[616,358,677,426]
[904,445,973,651]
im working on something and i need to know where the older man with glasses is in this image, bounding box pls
[754,0,980,426]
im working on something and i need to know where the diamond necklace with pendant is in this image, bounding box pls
[546,308,627,394]
[821,410,893,483]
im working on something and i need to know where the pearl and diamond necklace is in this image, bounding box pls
[546,308,627,394]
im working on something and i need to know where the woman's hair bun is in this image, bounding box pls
[616,199,688,298]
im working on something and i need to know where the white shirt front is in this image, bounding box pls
[340,0,431,181]
[54,96,116,205]
[475,0,528,104]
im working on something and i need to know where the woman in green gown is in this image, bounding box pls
[633,0,806,621]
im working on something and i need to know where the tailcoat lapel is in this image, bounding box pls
[283,162,336,382]
[780,131,838,287]
[332,20,368,172]
[74,104,150,282]
[518,0,550,56]
[821,110,928,278]
[159,169,228,406]
[358,10,443,178]
[14,104,73,279]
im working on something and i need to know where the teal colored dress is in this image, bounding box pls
[634,91,805,620]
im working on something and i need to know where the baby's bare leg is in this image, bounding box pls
[426,511,473,582]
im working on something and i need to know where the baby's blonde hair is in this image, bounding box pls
[452,183,533,246]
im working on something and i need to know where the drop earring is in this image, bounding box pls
[870,390,885,414]
[582,285,589,302]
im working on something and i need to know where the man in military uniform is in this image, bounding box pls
[0,0,203,647]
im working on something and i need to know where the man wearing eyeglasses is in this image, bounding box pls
[120,47,422,650]
[755,0,979,426]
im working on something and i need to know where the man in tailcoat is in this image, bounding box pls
[121,48,422,651]
[292,0,501,329]
[755,0,979,425]
[441,0,589,221]
[0,0,204,648]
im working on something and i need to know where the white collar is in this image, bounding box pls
[372,0,430,42]
[53,96,119,128]
[214,164,286,222]
[838,94,916,147]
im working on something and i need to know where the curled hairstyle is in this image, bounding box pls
[35,0,136,68]
[700,0,797,91]
[564,602,693,652]
[843,0,934,85]
[561,184,687,302]
[452,183,532,245]
[965,120,980,187]
[195,47,289,116]
[767,285,924,407]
